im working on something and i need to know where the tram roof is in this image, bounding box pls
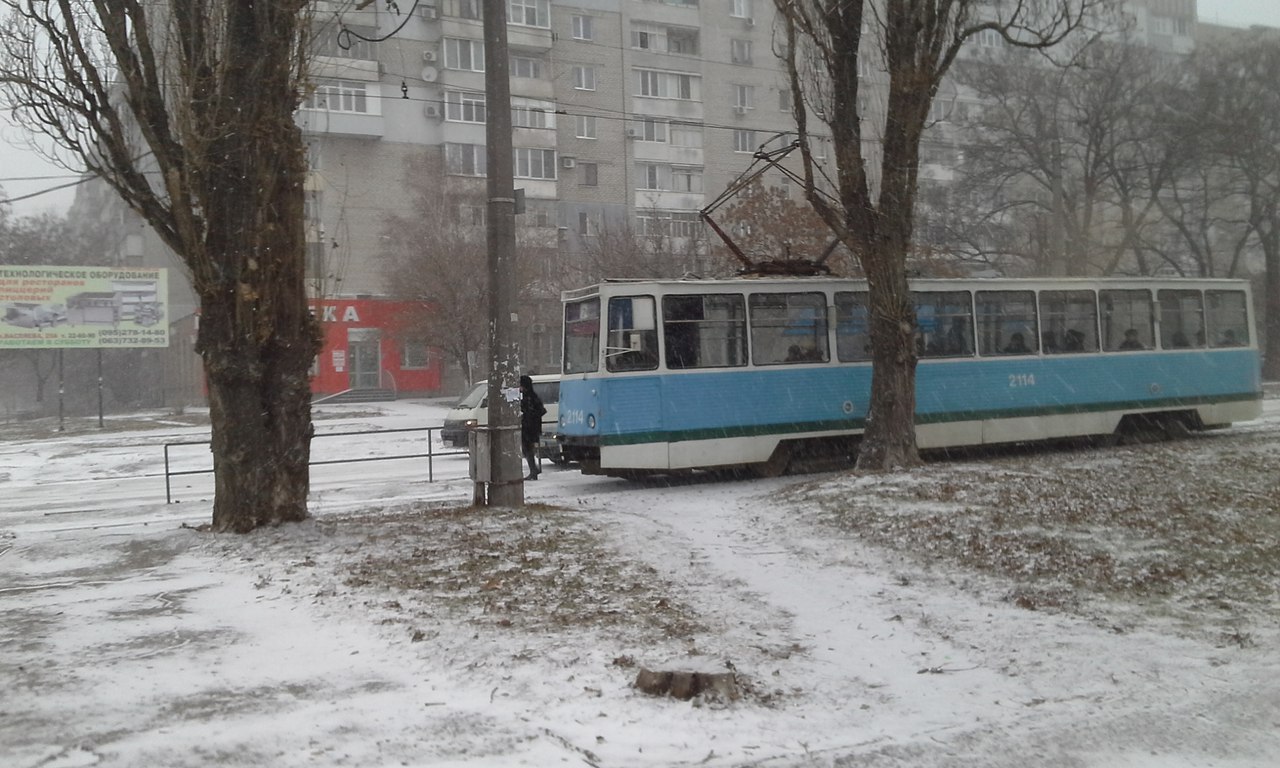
[561,275,1252,302]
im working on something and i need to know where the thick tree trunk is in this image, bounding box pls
[195,0,319,532]
[857,244,921,470]
[1263,247,1280,382]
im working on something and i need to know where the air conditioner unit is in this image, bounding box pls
[422,50,437,63]
[420,5,438,19]
[424,104,441,119]
[745,17,755,27]
[560,156,577,169]
[733,105,749,115]
[625,128,638,137]
[531,322,547,334]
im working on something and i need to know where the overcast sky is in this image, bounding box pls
[2,0,1280,220]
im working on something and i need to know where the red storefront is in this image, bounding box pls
[310,297,442,397]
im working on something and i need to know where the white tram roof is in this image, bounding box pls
[562,275,1253,302]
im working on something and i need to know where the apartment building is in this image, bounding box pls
[73,0,1218,399]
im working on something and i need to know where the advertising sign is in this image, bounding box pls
[0,265,169,349]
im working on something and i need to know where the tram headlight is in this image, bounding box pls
[587,414,596,429]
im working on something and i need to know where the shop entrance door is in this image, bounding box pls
[347,329,381,389]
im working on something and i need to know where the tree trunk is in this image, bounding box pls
[857,242,920,470]
[1263,246,1280,382]
[196,0,319,532]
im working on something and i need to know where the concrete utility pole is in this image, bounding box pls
[479,0,523,506]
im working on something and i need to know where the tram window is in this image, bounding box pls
[606,296,659,372]
[563,297,600,374]
[1040,290,1098,354]
[1158,290,1204,349]
[1101,290,1154,352]
[835,291,872,362]
[914,291,973,357]
[976,291,1038,356]
[662,293,747,369]
[749,292,829,365]
[1206,290,1249,347]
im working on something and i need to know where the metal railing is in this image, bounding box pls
[163,425,466,503]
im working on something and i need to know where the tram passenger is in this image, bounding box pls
[519,374,546,481]
[944,318,970,355]
[1118,328,1144,350]
[1063,329,1086,352]
[1219,329,1243,347]
[1002,333,1031,354]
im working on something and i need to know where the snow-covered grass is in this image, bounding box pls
[2,397,1278,767]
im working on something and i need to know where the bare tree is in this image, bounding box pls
[773,0,1104,470]
[949,34,1181,276]
[380,163,552,384]
[710,178,858,275]
[1192,32,1280,380]
[0,1,320,532]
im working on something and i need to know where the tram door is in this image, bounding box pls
[347,328,382,390]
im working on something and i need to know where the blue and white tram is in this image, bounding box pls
[556,277,1263,476]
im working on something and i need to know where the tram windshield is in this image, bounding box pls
[563,297,601,374]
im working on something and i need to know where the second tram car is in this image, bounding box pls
[556,277,1262,477]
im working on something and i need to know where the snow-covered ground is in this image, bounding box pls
[2,398,1278,767]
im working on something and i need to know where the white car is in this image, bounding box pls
[439,374,565,463]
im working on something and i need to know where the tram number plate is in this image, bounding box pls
[1008,373,1036,388]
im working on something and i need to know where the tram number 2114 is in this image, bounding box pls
[1008,373,1037,388]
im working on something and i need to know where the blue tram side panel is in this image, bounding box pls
[557,277,1262,474]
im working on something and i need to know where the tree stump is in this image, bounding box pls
[633,666,740,701]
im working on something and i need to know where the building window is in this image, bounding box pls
[573,66,597,91]
[667,28,699,55]
[669,211,701,237]
[445,0,483,20]
[401,339,430,369]
[733,129,755,152]
[304,80,369,113]
[312,24,376,60]
[637,163,666,190]
[730,38,752,64]
[632,28,658,50]
[572,14,593,40]
[670,123,703,148]
[730,0,752,19]
[637,118,667,142]
[580,162,598,186]
[575,115,597,138]
[778,88,791,111]
[578,211,592,234]
[508,0,550,28]
[514,147,557,179]
[446,143,487,176]
[733,84,754,109]
[512,99,554,128]
[444,38,485,71]
[445,90,486,123]
[672,166,703,193]
[510,55,544,79]
[636,68,698,100]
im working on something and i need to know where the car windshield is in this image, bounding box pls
[455,382,487,409]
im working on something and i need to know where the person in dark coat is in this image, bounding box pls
[519,374,546,480]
